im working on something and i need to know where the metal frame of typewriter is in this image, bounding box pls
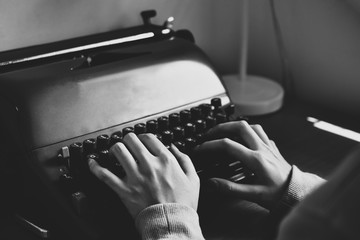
[0,11,247,240]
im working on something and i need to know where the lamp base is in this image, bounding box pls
[222,74,284,116]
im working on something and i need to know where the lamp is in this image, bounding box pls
[222,0,284,116]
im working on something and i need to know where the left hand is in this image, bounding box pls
[88,133,200,219]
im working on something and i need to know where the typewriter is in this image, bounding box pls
[0,10,250,240]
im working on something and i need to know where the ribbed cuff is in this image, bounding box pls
[272,165,326,219]
[135,203,205,240]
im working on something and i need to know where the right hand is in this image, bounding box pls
[88,133,200,219]
[194,121,291,209]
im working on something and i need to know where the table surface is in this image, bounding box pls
[1,99,359,240]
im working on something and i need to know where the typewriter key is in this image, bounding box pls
[134,123,147,135]
[122,127,134,136]
[97,134,110,151]
[169,113,180,129]
[157,116,169,132]
[146,120,158,134]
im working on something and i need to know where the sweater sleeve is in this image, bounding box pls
[135,203,205,240]
[271,165,326,219]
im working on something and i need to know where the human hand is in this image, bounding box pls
[194,121,291,209]
[88,133,200,218]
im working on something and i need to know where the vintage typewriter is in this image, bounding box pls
[0,10,250,240]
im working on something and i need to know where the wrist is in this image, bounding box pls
[135,203,204,240]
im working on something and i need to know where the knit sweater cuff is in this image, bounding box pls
[272,165,325,218]
[135,203,205,240]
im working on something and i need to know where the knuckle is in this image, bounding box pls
[235,120,248,132]
[220,138,233,150]
[252,151,264,165]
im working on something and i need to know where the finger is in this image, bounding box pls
[88,157,127,194]
[137,133,169,157]
[207,178,264,202]
[195,138,257,169]
[110,142,137,174]
[205,121,263,150]
[170,144,197,176]
[251,124,271,145]
[122,133,153,162]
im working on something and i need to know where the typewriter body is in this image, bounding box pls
[0,11,247,239]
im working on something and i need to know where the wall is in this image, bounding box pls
[249,0,360,116]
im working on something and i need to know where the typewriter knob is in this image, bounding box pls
[169,113,180,129]
[146,120,158,134]
[173,141,185,152]
[122,127,134,136]
[225,104,236,117]
[173,126,185,142]
[180,110,191,125]
[184,138,197,153]
[195,119,207,134]
[134,123,147,135]
[98,150,110,168]
[157,116,169,132]
[110,131,123,145]
[141,10,157,25]
[83,138,96,155]
[97,134,110,151]
[211,98,222,109]
[190,107,202,122]
[161,130,174,148]
[184,123,196,138]
[199,103,213,117]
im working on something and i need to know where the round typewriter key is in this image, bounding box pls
[134,123,147,135]
[173,141,185,152]
[98,150,110,168]
[184,123,196,138]
[122,127,134,136]
[169,113,180,129]
[173,126,185,142]
[110,131,123,145]
[211,98,222,109]
[225,104,236,117]
[180,110,191,125]
[195,119,206,134]
[83,138,96,155]
[184,138,197,153]
[161,130,174,148]
[97,134,110,151]
[190,107,202,122]
[146,120,158,134]
[199,103,213,117]
[157,116,169,132]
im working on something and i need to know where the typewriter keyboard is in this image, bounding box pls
[57,97,250,216]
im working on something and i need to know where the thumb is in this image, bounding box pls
[207,178,263,202]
